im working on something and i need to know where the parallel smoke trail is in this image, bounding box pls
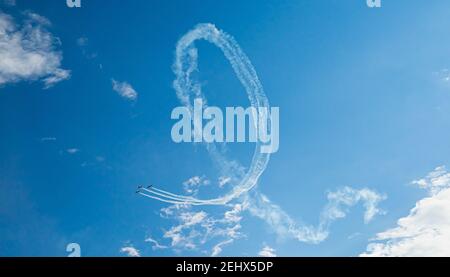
[138,192,191,205]
[142,23,272,206]
[141,187,206,204]
[140,189,196,203]
[142,187,199,201]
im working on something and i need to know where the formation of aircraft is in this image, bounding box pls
[136,185,153,194]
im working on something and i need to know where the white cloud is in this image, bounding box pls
[148,175,384,255]
[362,166,450,257]
[112,79,137,101]
[183,176,210,195]
[246,187,385,244]
[76,37,88,47]
[435,68,450,83]
[0,12,70,88]
[223,203,243,224]
[40,137,56,142]
[76,36,97,60]
[411,166,450,195]
[66,148,79,154]
[211,239,233,257]
[120,246,141,257]
[323,186,386,224]
[145,236,168,250]
[155,182,245,254]
[42,68,71,89]
[162,210,208,249]
[153,182,382,256]
[147,168,385,255]
[258,246,277,257]
[218,176,231,188]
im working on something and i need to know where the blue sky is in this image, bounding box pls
[2,0,450,257]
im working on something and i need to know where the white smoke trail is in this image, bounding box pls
[141,187,199,202]
[140,188,211,205]
[142,23,272,205]
[141,24,386,246]
[244,189,386,243]
[138,192,190,205]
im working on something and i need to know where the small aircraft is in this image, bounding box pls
[136,185,143,194]
[147,185,153,189]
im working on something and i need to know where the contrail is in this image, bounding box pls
[139,24,386,245]
[142,187,199,201]
[141,23,272,205]
[138,192,191,205]
[140,187,207,204]
[140,188,197,203]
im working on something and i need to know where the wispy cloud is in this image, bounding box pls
[120,246,141,257]
[76,36,98,60]
[159,206,241,253]
[183,176,210,196]
[43,69,71,89]
[149,177,245,255]
[40,137,56,142]
[323,186,386,225]
[147,173,385,256]
[0,11,70,88]
[411,166,450,195]
[245,187,385,244]
[258,246,277,257]
[435,68,450,83]
[162,209,208,250]
[112,79,138,101]
[145,236,168,250]
[218,176,231,188]
[76,37,88,47]
[66,148,79,154]
[211,239,233,257]
[361,166,450,257]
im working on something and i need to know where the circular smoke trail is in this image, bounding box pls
[140,23,272,205]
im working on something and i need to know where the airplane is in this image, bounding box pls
[147,185,153,189]
[136,185,144,194]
